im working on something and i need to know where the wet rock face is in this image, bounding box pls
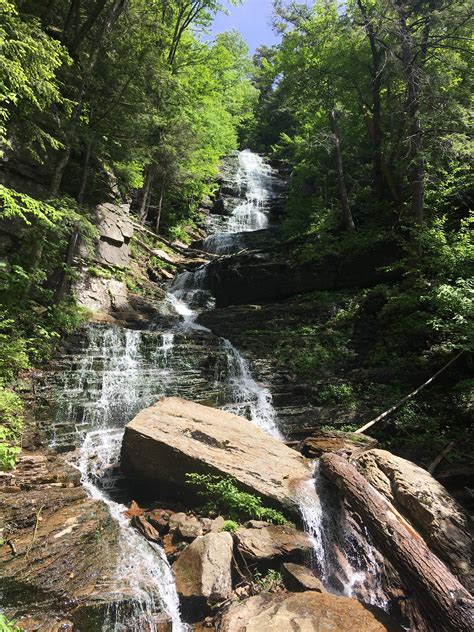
[356,449,474,592]
[217,591,395,632]
[33,323,236,450]
[120,397,312,516]
[0,452,127,628]
[203,239,402,308]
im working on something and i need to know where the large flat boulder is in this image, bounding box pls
[216,592,394,632]
[121,398,312,516]
[356,449,473,592]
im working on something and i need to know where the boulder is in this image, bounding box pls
[217,591,394,632]
[300,429,377,459]
[95,202,133,268]
[172,532,233,617]
[169,512,204,540]
[235,524,311,564]
[356,449,473,592]
[281,563,325,593]
[121,398,312,517]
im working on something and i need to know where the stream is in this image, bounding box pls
[45,150,383,630]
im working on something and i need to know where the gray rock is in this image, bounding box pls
[235,524,311,563]
[169,512,203,539]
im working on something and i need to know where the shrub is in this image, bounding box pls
[221,520,238,533]
[0,614,21,632]
[0,387,23,471]
[185,473,291,525]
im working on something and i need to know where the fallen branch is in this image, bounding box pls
[130,221,214,259]
[320,453,474,632]
[25,505,44,559]
[428,441,456,475]
[355,351,464,434]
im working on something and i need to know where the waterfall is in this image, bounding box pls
[49,326,188,631]
[168,150,282,439]
[296,463,387,609]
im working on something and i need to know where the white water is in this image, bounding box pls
[168,150,282,439]
[62,328,187,631]
[201,149,278,254]
[78,429,185,631]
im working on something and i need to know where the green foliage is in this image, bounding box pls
[185,473,291,525]
[0,614,21,632]
[0,386,23,471]
[221,520,238,533]
[253,569,284,592]
[0,0,70,156]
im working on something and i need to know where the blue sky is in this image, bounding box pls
[210,0,280,54]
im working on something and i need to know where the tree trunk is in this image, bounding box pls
[155,178,165,234]
[392,0,425,224]
[320,453,474,632]
[138,166,154,224]
[54,229,80,304]
[50,145,72,196]
[328,109,355,231]
[50,0,126,194]
[357,0,384,200]
[77,139,92,204]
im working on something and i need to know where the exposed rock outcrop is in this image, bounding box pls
[356,449,474,592]
[121,397,312,516]
[95,202,134,267]
[0,451,131,628]
[203,239,401,307]
[172,532,233,618]
[234,524,311,564]
[216,591,394,632]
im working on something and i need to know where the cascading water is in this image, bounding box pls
[46,150,382,629]
[58,328,188,631]
[168,150,384,608]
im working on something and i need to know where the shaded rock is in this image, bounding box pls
[95,202,133,268]
[235,524,311,564]
[121,397,312,517]
[169,512,204,540]
[203,239,402,308]
[356,449,474,592]
[300,429,377,459]
[172,532,233,619]
[281,563,325,593]
[146,508,171,535]
[217,591,394,632]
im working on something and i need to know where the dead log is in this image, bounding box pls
[319,453,474,632]
[131,515,162,543]
[355,351,464,434]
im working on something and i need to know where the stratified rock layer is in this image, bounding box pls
[217,592,394,632]
[121,397,312,516]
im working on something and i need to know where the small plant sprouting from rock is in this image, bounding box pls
[253,569,284,593]
[221,520,238,533]
[0,614,22,632]
[185,473,291,525]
